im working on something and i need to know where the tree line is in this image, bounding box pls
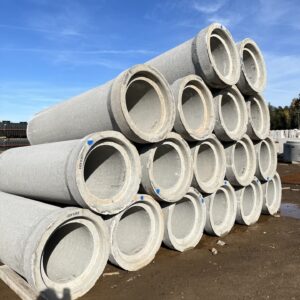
[269,94,300,130]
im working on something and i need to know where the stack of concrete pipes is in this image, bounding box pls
[0,23,282,299]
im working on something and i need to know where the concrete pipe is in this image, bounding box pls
[261,172,282,215]
[235,178,263,225]
[237,38,267,95]
[171,75,215,141]
[224,135,256,187]
[105,195,164,271]
[204,181,237,236]
[0,131,141,215]
[161,188,206,252]
[27,65,175,145]
[191,134,226,194]
[139,132,193,202]
[246,94,270,140]
[254,137,277,181]
[214,85,248,142]
[147,23,240,88]
[0,192,109,299]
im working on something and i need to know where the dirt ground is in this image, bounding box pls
[1,163,300,300]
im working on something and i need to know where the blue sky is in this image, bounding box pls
[0,0,299,121]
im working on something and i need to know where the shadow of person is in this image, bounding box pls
[37,288,71,300]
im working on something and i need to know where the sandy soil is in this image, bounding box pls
[0,163,300,300]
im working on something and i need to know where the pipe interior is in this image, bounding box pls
[116,206,151,255]
[126,78,162,133]
[212,189,228,226]
[242,185,255,217]
[234,142,248,178]
[260,141,271,174]
[182,85,205,130]
[196,143,217,183]
[84,144,126,199]
[250,98,263,133]
[153,144,182,190]
[210,31,231,77]
[171,198,196,239]
[42,223,94,283]
[266,180,276,207]
[220,94,238,132]
[243,47,258,86]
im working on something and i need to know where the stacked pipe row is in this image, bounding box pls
[0,23,282,299]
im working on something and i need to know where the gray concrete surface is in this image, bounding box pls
[0,192,109,299]
[191,134,226,194]
[147,23,240,88]
[27,65,175,144]
[161,188,206,252]
[224,134,257,186]
[139,132,193,202]
[0,131,141,214]
[213,85,248,142]
[171,75,215,141]
[236,38,267,95]
[105,195,164,271]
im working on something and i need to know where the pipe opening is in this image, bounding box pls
[153,144,182,190]
[266,180,276,207]
[116,206,151,255]
[171,198,196,239]
[126,78,162,133]
[210,31,231,77]
[242,185,255,217]
[250,98,263,133]
[220,94,238,132]
[84,144,126,199]
[243,48,258,86]
[196,143,217,183]
[234,142,248,178]
[260,141,271,174]
[212,190,228,226]
[182,86,205,130]
[42,223,94,283]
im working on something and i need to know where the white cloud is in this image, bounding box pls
[192,0,225,14]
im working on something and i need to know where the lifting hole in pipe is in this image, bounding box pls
[171,198,196,239]
[42,223,94,283]
[84,144,127,199]
[125,79,162,133]
[153,144,182,190]
[116,206,151,255]
[210,31,231,77]
[182,85,205,131]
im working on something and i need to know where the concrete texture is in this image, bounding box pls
[246,94,270,140]
[139,132,193,202]
[191,134,226,194]
[224,134,256,186]
[204,181,237,237]
[235,177,263,225]
[27,65,175,144]
[254,137,277,181]
[171,75,215,141]
[0,192,109,299]
[261,172,282,215]
[105,195,164,271]
[213,85,248,142]
[161,188,206,252]
[283,140,300,163]
[147,23,240,89]
[0,131,141,215]
[237,38,267,95]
